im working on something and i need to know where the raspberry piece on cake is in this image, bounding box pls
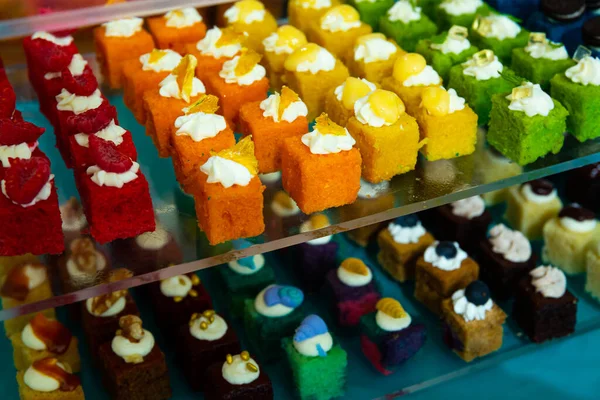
[0,157,64,255]
[75,137,155,243]
[0,78,16,119]
[0,117,46,179]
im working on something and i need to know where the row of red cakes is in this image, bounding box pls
[0,63,65,256]
[21,31,156,248]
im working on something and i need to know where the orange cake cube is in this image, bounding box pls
[185,27,246,83]
[381,52,442,116]
[288,0,341,34]
[415,87,478,161]
[309,5,372,58]
[262,25,308,91]
[146,8,207,54]
[205,50,270,125]
[281,115,362,214]
[221,0,279,52]
[239,88,309,173]
[284,44,350,120]
[347,89,422,183]
[93,19,155,89]
[324,77,377,127]
[193,137,266,245]
[122,49,182,124]
[344,33,404,83]
[171,96,236,192]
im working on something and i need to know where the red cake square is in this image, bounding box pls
[75,137,155,244]
[0,157,64,255]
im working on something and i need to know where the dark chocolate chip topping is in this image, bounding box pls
[583,17,600,47]
[559,204,596,221]
[542,0,586,22]
[525,179,555,195]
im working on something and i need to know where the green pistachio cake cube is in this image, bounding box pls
[348,0,395,31]
[511,47,575,90]
[417,0,444,19]
[470,14,529,64]
[379,1,438,52]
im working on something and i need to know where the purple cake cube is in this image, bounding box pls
[295,241,339,292]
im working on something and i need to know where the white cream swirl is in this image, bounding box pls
[301,127,356,155]
[386,0,422,23]
[24,362,68,392]
[423,241,468,271]
[21,322,47,351]
[200,156,254,188]
[462,55,503,80]
[451,289,493,322]
[224,3,265,24]
[260,93,308,123]
[354,96,393,127]
[74,120,126,147]
[56,89,103,115]
[477,15,521,40]
[376,310,412,331]
[525,41,569,60]
[262,32,293,55]
[219,55,266,86]
[489,224,532,263]
[521,183,557,204]
[448,88,466,113]
[2,175,54,208]
[388,221,426,244]
[160,275,192,298]
[290,47,336,73]
[228,254,265,274]
[66,250,107,280]
[530,266,567,298]
[159,74,206,100]
[431,35,471,55]
[321,11,362,32]
[354,37,397,63]
[565,56,600,86]
[293,332,333,356]
[139,50,182,72]
[31,31,73,46]
[103,18,143,38]
[506,82,554,117]
[222,354,260,385]
[439,0,483,16]
[165,8,202,28]
[450,195,485,219]
[87,162,139,188]
[190,313,228,341]
[44,53,87,80]
[175,112,226,142]
[135,225,170,250]
[402,65,441,87]
[0,142,36,168]
[112,329,155,362]
[336,265,373,287]
[560,216,597,233]
[196,27,243,59]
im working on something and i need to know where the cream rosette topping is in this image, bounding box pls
[393,53,442,87]
[565,55,600,86]
[21,313,73,354]
[301,113,356,155]
[452,280,493,322]
[559,204,597,233]
[44,53,87,80]
[200,136,258,188]
[424,241,468,271]
[255,284,304,317]
[159,55,205,102]
[87,162,139,188]
[420,86,465,117]
[222,351,260,385]
[103,17,143,37]
[354,33,398,63]
[431,26,471,54]
[439,0,483,16]
[164,8,202,28]
[177,95,226,142]
[300,213,332,245]
[74,120,126,148]
[219,49,266,86]
[335,77,376,108]
[135,223,171,250]
[355,89,406,128]
[111,315,155,364]
[473,14,521,40]
[197,27,245,59]
[488,224,532,263]
[450,195,485,219]
[337,258,373,287]
[60,197,87,232]
[296,0,332,10]
[0,142,38,168]
[260,86,308,123]
[271,190,300,217]
[524,32,569,60]
[506,82,554,117]
[66,237,107,281]
[139,49,182,72]
[293,315,333,357]
[224,0,266,24]
[24,359,79,392]
[284,43,337,74]
[320,5,362,32]
[386,0,422,23]
[189,310,228,341]
[32,31,73,46]
[263,25,307,55]
[357,178,389,199]
[520,179,558,204]
[530,266,567,298]
[160,273,202,300]
[85,269,132,317]
[387,214,426,244]
[56,89,103,114]
[462,49,503,80]
[375,298,412,331]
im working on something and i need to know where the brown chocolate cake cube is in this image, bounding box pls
[98,341,171,400]
[432,202,491,253]
[512,277,577,343]
[203,360,273,400]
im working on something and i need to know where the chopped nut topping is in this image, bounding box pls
[117,315,144,343]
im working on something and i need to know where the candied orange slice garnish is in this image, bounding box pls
[148,49,168,64]
[277,86,300,120]
[216,26,247,48]
[172,54,197,103]
[213,136,258,175]
[315,113,346,136]
[234,49,262,77]
[186,94,220,114]
[340,257,369,276]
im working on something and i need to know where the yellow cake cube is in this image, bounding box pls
[346,89,423,183]
[262,25,308,91]
[505,182,562,240]
[344,33,404,83]
[308,5,372,58]
[221,0,278,52]
[284,43,350,120]
[585,241,600,300]
[324,77,377,127]
[415,87,478,161]
[288,0,341,34]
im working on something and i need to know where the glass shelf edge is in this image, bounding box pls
[1,150,599,322]
[0,0,232,41]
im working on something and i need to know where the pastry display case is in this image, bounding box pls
[0,0,599,399]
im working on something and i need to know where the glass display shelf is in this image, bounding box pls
[1,230,599,399]
[1,57,600,321]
